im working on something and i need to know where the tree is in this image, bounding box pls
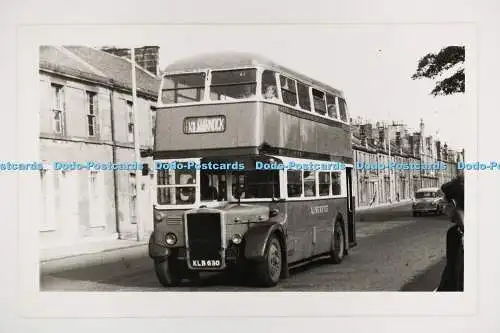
[411,46,465,96]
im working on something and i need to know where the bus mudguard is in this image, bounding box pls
[148,233,170,259]
[243,222,286,261]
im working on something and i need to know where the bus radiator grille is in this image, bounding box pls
[186,213,223,262]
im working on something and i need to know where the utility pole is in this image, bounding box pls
[131,47,144,242]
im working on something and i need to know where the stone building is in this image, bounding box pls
[351,118,461,209]
[39,45,160,249]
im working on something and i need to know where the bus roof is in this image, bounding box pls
[163,51,344,97]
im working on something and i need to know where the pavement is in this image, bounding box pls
[356,199,415,222]
[356,199,413,212]
[40,239,148,275]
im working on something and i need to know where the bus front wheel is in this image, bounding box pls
[253,234,282,287]
[330,221,345,264]
[154,257,184,287]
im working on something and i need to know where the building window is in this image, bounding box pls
[127,101,134,143]
[51,84,65,134]
[86,91,98,137]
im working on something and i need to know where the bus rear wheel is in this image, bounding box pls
[254,234,282,287]
[330,221,345,264]
[154,257,184,287]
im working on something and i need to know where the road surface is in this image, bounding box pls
[41,203,452,291]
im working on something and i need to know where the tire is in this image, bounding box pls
[330,221,345,264]
[412,211,417,217]
[254,234,282,287]
[154,257,185,287]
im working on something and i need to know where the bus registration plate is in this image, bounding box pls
[183,116,226,134]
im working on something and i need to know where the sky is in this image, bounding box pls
[155,24,474,151]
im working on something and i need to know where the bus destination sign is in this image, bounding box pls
[183,115,226,134]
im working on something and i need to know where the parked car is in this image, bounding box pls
[412,187,445,216]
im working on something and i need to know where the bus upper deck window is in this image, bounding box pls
[326,94,338,119]
[280,75,297,106]
[338,98,348,122]
[262,70,278,100]
[297,82,311,111]
[210,69,257,101]
[162,73,206,104]
[312,89,326,115]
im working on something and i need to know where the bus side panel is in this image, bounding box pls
[285,198,348,264]
[261,103,352,161]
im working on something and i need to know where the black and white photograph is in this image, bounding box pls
[34,25,471,295]
[6,0,500,326]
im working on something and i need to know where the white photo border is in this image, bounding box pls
[18,23,478,318]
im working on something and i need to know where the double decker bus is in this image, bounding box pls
[147,51,356,287]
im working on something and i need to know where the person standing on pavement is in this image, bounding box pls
[370,191,377,207]
[437,174,464,292]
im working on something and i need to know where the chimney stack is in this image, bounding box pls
[360,124,367,146]
[101,46,160,76]
[395,131,401,148]
[378,127,386,150]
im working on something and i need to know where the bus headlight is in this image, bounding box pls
[232,234,242,245]
[165,233,177,246]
